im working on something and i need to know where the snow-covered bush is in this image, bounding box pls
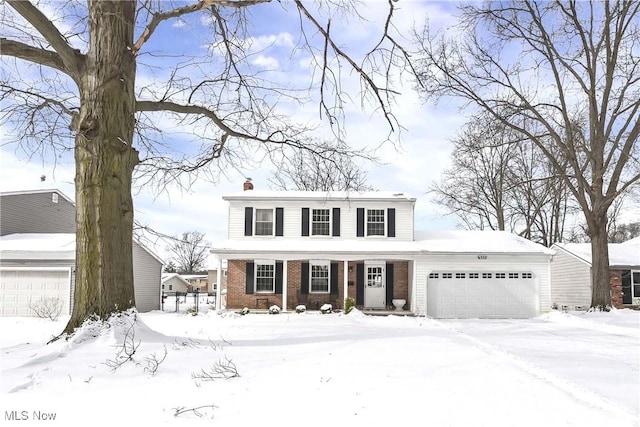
[239,307,250,315]
[187,306,198,316]
[268,305,281,314]
[320,303,332,314]
[344,297,355,314]
[295,305,306,313]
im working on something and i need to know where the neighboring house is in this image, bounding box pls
[209,182,554,318]
[551,237,640,309]
[207,267,227,294]
[181,274,209,293]
[0,189,164,316]
[161,273,190,293]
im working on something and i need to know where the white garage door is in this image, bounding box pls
[0,269,71,316]
[427,271,538,319]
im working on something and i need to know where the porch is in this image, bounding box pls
[214,258,414,313]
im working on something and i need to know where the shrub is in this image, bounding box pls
[344,297,355,314]
[268,305,281,314]
[29,297,63,321]
[295,305,306,313]
[320,303,332,314]
[187,306,198,316]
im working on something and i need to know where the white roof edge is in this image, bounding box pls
[222,192,417,203]
[550,243,590,264]
[133,237,165,265]
[0,188,75,205]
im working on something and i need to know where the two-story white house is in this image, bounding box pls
[210,181,554,318]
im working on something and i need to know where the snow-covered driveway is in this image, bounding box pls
[440,312,639,419]
[1,309,638,426]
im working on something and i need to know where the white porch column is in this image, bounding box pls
[343,260,349,306]
[215,258,223,310]
[282,260,288,312]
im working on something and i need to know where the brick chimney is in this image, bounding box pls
[243,178,254,191]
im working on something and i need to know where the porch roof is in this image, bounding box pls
[210,230,554,260]
[210,238,420,261]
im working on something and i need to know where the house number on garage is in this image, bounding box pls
[477,255,487,260]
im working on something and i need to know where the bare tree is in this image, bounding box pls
[167,231,210,274]
[268,139,374,191]
[415,0,640,308]
[429,114,517,232]
[1,0,411,334]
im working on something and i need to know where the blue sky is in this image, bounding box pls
[0,1,471,263]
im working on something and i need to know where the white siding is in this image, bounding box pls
[549,248,591,309]
[227,199,414,240]
[413,254,551,316]
[133,242,162,312]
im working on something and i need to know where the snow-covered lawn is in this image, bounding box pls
[1,309,638,426]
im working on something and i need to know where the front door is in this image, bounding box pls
[364,264,385,308]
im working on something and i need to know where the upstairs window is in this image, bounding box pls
[312,209,330,236]
[255,209,273,236]
[367,209,385,236]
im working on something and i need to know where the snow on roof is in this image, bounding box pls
[555,241,640,267]
[211,230,553,257]
[0,233,165,264]
[0,233,75,260]
[161,273,191,285]
[222,190,416,202]
[0,233,75,251]
[414,230,555,254]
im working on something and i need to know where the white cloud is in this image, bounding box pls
[252,54,280,69]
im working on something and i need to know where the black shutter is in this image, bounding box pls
[330,262,339,295]
[244,207,253,236]
[301,262,309,294]
[386,262,394,304]
[357,208,365,237]
[275,208,284,236]
[332,208,341,236]
[301,208,310,236]
[245,262,254,294]
[275,261,283,294]
[387,208,396,237]
[356,263,365,305]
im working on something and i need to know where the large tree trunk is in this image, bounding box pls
[64,0,139,334]
[588,211,612,309]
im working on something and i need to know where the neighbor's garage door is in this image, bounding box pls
[427,271,537,319]
[0,269,71,316]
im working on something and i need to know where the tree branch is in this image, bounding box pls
[0,38,67,74]
[6,0,83,79]
[132,0,270,54]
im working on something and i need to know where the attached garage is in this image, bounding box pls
[426,271,538,319]
[412,231,554,318]
[0,268,72,316]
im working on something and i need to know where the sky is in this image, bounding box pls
[0,1,471,265]
[3,1,636,266]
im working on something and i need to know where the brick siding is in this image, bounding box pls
[610,270,623,308]
[226,259,410,311]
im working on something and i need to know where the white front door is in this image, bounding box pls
[364,264,385,308]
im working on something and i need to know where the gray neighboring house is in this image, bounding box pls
[0,189,163,316]
[550,237,640,309]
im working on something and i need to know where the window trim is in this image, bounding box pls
[309,260,330,294]
[254,208,275,236]
[366,208,386,237]
[311,208,331,237]
[632,270,640,299]
[255,260,276,293]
